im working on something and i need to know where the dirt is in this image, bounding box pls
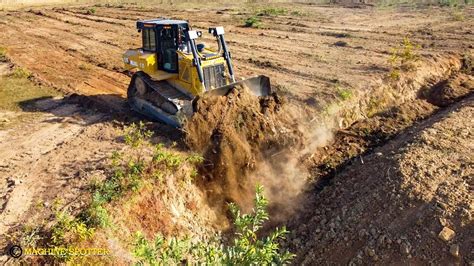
[287,94,473,265]
[184,86,300,210]
[423,72,474,107]
[0,1,473,264]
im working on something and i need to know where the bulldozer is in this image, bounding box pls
[123,19,272,128]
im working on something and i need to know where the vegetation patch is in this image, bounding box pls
[337,87,353,101]
[0,47,7,62]
[0,70,60,111]
[244,16,261,28]
[322,31,351,38]
[388,37,420,80]
[133,185,294,265]
[85,7,96,15]
[256,7,287,16]
[11,66,32,79]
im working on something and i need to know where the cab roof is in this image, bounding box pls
[136,19,188,29]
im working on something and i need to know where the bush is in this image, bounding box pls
[257,8,288,16]
[387,37,420,79]
[124,122,153,148]
[86,8,96,15]
[337,87,352,101]
[133,185,295,264]
[51,210,95,246]
[11,67,32,79]
[0,47,6,62]
[244,16,261,28]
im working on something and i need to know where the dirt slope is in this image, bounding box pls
[287,94,473,264]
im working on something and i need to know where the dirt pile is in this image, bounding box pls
[424,72,473,107]
[184,86,305,211]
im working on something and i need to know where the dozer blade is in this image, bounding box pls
[205,75,272,97]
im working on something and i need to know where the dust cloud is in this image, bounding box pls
[184,86,335,216]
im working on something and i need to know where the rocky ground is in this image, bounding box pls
[287,94,473,265]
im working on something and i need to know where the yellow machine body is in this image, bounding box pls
[123,48,226,96]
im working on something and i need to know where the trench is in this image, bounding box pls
[255,54,473,236]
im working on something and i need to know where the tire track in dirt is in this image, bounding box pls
[0,100,105,235]
[1,11,130,96]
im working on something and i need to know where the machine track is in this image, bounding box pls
[127,71,193,128]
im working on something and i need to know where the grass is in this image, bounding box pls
[376,0,472,8]
[256,7,287,16]
[51,210,95,246]
[337,87,353,101]
[387,37,420,80]
[290,10,306,16]
[78,63,91,71]
[450,10,465,20]
[0,71,60,111]
[244,16,261,28]
[11,66,32,79]
[0,47,6,62]
[85,7,96,15]
[322,31,351,38]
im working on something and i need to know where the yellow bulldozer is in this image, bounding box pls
[123,19,271,128]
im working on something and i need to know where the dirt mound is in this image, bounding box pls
[424,73,473,107]
[184,86,302,210]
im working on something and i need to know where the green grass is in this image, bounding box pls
[86,7,96,15]
[256,7,287,16]
[244,16,261,28]
[450,10,465,20]
[11,67,31,79]
[0,74,60,111]
[337,87,352,101]
[0,47,6,62]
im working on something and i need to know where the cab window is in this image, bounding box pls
[142,28,156,51]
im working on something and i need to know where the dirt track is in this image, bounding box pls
[0,94,120,237]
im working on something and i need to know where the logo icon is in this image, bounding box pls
[8,245,22,258]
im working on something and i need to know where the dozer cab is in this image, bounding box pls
[123,19,271,128]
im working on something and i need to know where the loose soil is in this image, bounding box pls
[185,86,300,210]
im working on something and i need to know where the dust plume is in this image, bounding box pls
[184,86,335,216]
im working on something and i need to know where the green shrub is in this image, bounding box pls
[451,10,465,20]
[132,185,295,264]
[244,16,261,28]
[86,8,96,15]
[11,67,32,79]
[124,122,153,148]
[438,0,459,7]
[153,144,184,168]
[257,8,288,16]
[290,10,306,16]
[387,37,420,80]
[0,47,6,62]
[337,87,352,101]
[389,69,401,81]
[51,210,95,246]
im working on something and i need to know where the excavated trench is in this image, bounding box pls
[305,54,473,193]
[181,53,473,227]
